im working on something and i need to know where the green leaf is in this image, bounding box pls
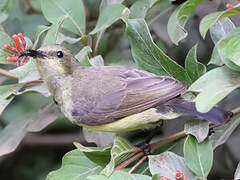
[27,103,59,132]
[129,0,161,19]
[43,16,67,45]
[149,151,195,179]
[100,0,125,11]
[75,46,92,66]
[210,112,240,149]
[167,0,203,45]
[188,66,240,112]
[87,171,152,180]
[41,0,85,35]
[56,33,82,45]
[217,34,240,71]
[33,25,50,49]
[126,18,191,84]
[0,31,15,64]
[46,150,102,180]
[200,5,240,39]
[0,96,14,115]
[101,136,138,177]
[90,4,130,34]
[209,18,235,44]
[20,83,51,97]
[0,83,24,115]
[184,119,209,143]
[209,26,240,66]
[145,0,172,23]
[0,0,13,23]
[234,162,240,180]
[9,60,40,83]
[185,45,206,83]
[0,83,24,101]
[82,128,115,147]
[0,113,32,156]
[74,142,111,167]
[184,135,213,178]
[90,55,104,66]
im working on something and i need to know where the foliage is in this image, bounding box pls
[0,0,240,179]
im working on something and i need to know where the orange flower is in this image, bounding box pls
[226,3,234,9]
[4,33,28,66]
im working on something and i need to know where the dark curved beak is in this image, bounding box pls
[19,50,45,58]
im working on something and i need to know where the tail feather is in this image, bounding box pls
[164,98,233,125]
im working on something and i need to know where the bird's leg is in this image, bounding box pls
[53,97,58,105]
[208,127,215,136]
[138,126,163,156]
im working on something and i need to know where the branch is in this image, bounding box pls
[22,133,86,147]
[115,151,144,171]
[0,68,18,79]
[150,131,186,152]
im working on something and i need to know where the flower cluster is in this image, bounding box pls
[159,170,189,180]
[226,0,240,9]
[4,33,29,66]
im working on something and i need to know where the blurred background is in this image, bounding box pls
[0,0,240,179]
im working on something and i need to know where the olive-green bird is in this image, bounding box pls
[20,45,232,132]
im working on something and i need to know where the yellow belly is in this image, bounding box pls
[74,108,180,132]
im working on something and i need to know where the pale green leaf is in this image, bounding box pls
[100,0,125,10]
[210,112,240,149]
[74,142,111,167]
[185,45,206,83]
[75,46,92,66]
[101,136,137,176]
[47,150,102,180]
[0,31,15,64]
[189,66,240,112]
[149,151,195,179]
[184,119,209,143]
[41,0,86,35]
[209,26,240,66]
[209,18,235,44]
[89,55,104,66]
[184,135,213,178]
[234,162,240,180]
[82,128,115,147]
[126,18,191,84]
[0,0,13,23]
[87,171,151,180]
[200,5,240,39]
[33,25,50,49]
[129,0,160,19]
[43,16,67,45]
[90,4,130,34]
[167,0,203,45]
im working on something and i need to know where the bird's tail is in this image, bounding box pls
[164,98,233,125]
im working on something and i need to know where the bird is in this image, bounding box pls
[20,45,233,132]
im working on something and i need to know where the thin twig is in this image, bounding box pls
[150,131,186,152]
[129,155,147,174]
[22,133,85,146]
[115,151,144,171]
[24,80,44,87]
[25,0,34,14]
[0,68,18,79]
[93,31,104,56]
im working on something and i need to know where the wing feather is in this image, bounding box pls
[72,66,186,125]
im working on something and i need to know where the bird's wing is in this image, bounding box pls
[72,67,186,125]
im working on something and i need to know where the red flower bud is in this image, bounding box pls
[226,4,234,9]
[7,57,18,62]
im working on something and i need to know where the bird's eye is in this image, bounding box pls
[56,51,64,58]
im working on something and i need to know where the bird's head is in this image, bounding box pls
[20,44,79,76]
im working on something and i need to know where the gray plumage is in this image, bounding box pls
[71,66,186,125]
[26,45,232,129]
